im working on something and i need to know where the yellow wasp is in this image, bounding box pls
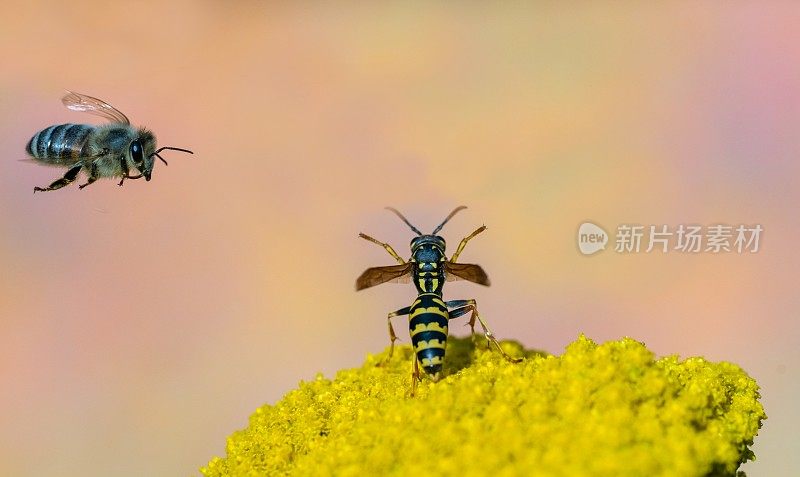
[356,206,521,392]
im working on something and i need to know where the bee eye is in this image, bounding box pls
[130,140,144,164]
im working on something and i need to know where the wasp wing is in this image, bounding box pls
[391,273,412,284]
[62,91,130,125]
[355,263,413,291]
[444,262,491,286]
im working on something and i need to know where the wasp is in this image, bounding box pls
[356,206,521,393]
[26,92,192,192]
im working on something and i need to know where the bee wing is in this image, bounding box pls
[20,150,109,166]
[62,91,130,125]
[444,262,491,286]
[355,263,413,291]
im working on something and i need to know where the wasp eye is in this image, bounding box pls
[130,140,144,164]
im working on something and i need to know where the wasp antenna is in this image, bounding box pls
[431,206,467,234]
[385,207,423,236]
[154,153,168,166]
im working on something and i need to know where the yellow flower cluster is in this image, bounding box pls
[201,335,765,476]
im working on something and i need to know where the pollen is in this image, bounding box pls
[200,335,766,477]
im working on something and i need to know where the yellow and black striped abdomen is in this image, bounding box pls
[409,293,449,379]
[26,124,95,165]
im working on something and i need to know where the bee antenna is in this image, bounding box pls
[431,206,467,234]
[153,146,194,155]
[385,207,423,236]
[149,146,193,166]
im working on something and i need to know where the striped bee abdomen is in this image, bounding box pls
[409,293,449,379]
[26,124,94,164]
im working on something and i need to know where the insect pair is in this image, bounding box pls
[356,206,521,393]
[28,94,519,393]
[26,92,193,192]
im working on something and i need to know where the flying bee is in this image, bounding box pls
[356,206,521,394]
[26,92,193,192]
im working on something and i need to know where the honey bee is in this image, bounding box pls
[26,92,193,192]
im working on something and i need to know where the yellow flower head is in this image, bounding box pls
[202,335,765,477]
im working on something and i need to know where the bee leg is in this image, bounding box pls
[118,154,142,186]
[377,306,411,367]
[358,233,405,264]
[450,225,487,263]
[446,299,522,363]
[33,164,83,193]
[78,162,99,190]
[118,174,142,187]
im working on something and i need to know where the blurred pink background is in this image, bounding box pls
[0,2,796,475]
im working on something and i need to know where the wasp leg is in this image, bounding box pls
[410,354,421,396]
[450,226,487,262]
[34,164,83,193]
[358,233,405,264]
[377,306,411,366]
[445,299,522,363]
[445,299,478,342]
[78,162,99,190]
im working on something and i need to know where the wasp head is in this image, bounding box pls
[410,235,446,263]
